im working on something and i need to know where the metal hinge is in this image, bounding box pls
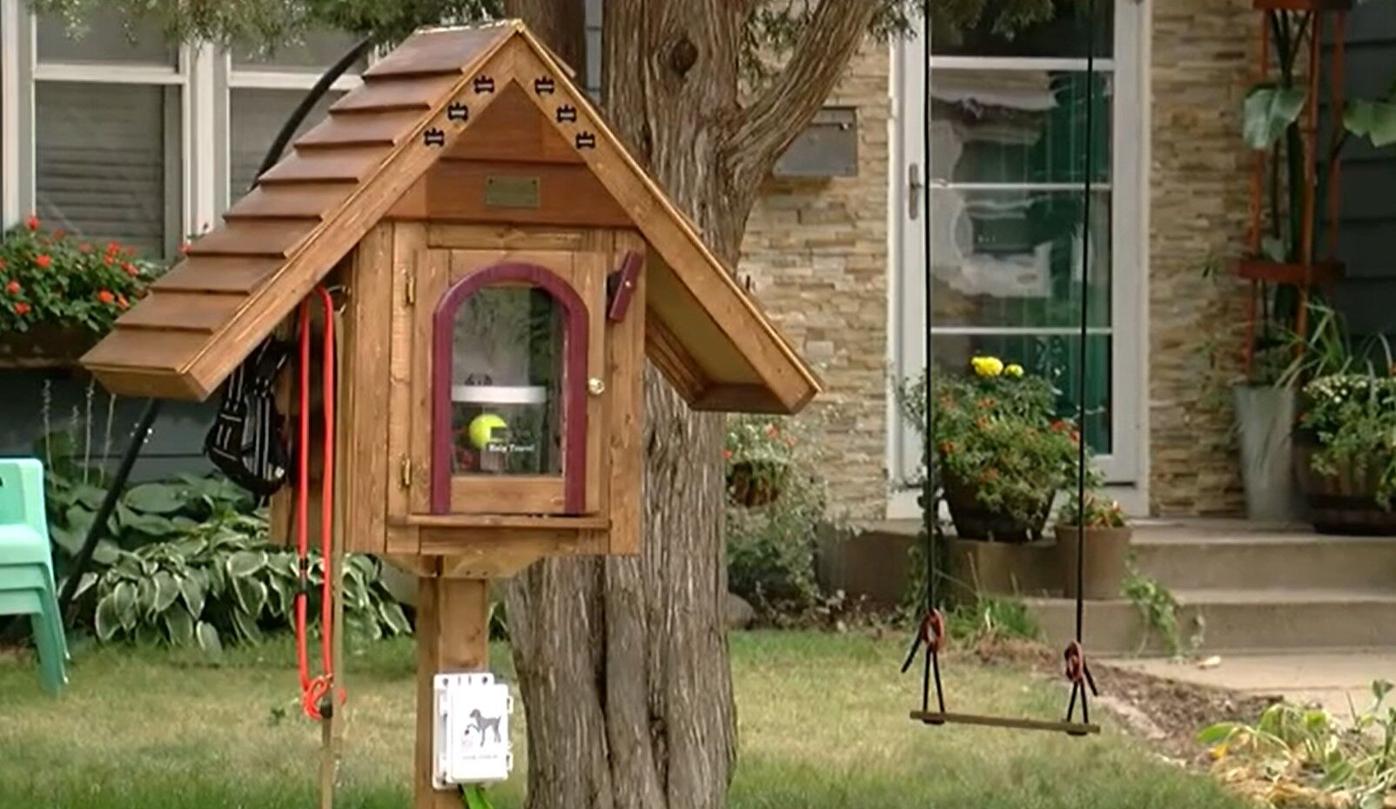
[400,456,413,489]
[404,270,416,306]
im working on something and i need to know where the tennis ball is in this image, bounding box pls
[468,413,508,450]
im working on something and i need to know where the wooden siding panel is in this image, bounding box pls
[115,292,245,333]
[258,146,391,185]
[185,219,319,258]
[331,74,461,114]
[297,109,425,149]
[224,184,354,221]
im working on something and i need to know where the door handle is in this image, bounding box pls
[908,163,923,220]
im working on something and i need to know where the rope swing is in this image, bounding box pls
[904,0,1102,737]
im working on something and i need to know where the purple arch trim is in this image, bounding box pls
[431,262,589,514]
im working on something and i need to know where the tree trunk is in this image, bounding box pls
[502,3,877,808]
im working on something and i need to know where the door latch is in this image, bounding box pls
[400,456,413,489]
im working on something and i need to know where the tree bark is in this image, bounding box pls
[503,3,878,808]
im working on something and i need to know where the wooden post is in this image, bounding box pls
[415,574,490,809]
[320,307,349,809]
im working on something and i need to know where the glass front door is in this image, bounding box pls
[893,0,1143,495]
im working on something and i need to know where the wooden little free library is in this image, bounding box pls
[81,21,820,573]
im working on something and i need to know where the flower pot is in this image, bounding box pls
[943,478,1051,543]
[726,460,789,508]
[0,324,98,369]
[1054,524,1132,600]
[1233,385,1304,522]
[1294,434,1396,536]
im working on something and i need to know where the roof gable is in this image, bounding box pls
[82,22,819,414]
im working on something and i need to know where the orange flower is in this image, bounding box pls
[116,294,129,310]
[123,262,140,278]
[34,254,51,269]
[79,242,92,254]
[13,302,30,316]
[105,241,120,255]
[24,214,39,231]
[937,441,957,456]
[722,449,733,460]
[5,280,19,295]
[52,228,65,239]
[97,289,116,305]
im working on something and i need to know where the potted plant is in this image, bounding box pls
[724,415,795,508]
[1231,6,1396,520]
[1054,470,1132,600]
[1294,372,1396,536]
[0,215,163,367]
[931,356,1078,543]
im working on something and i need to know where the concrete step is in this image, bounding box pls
[1132,521,1396,591]
[1027,588,1396,656]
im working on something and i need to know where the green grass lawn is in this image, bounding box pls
[0,631,1245,809]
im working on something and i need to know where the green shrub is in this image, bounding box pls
[724,415,825,615]
[78,511,409,651]
[46,466,408,650]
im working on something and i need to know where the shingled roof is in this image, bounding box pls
[82,21,820,414]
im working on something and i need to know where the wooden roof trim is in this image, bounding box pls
[174,39,523,397]
[511,30,821,411]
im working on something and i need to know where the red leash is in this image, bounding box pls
[295,287,341,721]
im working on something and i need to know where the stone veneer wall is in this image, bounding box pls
[1148,0,1253,514]
[740,39,892,521]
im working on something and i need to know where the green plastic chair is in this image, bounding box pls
[0,458,68,694]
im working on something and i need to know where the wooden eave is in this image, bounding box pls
[81,21,820,416]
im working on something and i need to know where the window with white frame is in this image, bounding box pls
[0,1,363,256]
[895,0,1144,488]
[225,31,364,204]
[34,9,183,256]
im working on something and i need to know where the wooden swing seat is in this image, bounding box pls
[910,711,1100,736]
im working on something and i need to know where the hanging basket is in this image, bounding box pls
[726,460,790,508]
[1294,435,1396,536]
[0,324,99,369]
[943,477,1052,543]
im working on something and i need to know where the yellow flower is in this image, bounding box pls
[971,356,1005,378]
[1004,363,1024,378]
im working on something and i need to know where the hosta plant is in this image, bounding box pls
[73,510,410,651]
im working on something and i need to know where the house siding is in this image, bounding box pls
[740,40,892,522]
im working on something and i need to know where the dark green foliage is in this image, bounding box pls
[44,460,409,650]
[724,416,825,616]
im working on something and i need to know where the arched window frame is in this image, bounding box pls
[430,263,589,514]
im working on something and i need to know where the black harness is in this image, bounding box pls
[204,340,292,502]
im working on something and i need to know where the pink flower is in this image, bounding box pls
[5,280,19,295]
[24,214,39,231]
[12,302,30,316]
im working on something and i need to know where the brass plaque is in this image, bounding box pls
[484,176,541,209]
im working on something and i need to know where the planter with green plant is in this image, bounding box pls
[0,216,163,367]
[903,356,1078,544]
[1294,372,1396,535]
[1230,4,1396,521]
[725,416,795,508]
[1053,469,1131,600]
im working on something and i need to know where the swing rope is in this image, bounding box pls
[294,286,342,722]
[905,0,1100,735]
[1065,0,1102,729]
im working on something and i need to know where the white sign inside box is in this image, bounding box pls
[433,672,514,787]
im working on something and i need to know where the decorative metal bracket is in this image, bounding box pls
[473,76,495,94]
[447,102,469,122]
[423,128,446,147]
[575,132,597,150]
